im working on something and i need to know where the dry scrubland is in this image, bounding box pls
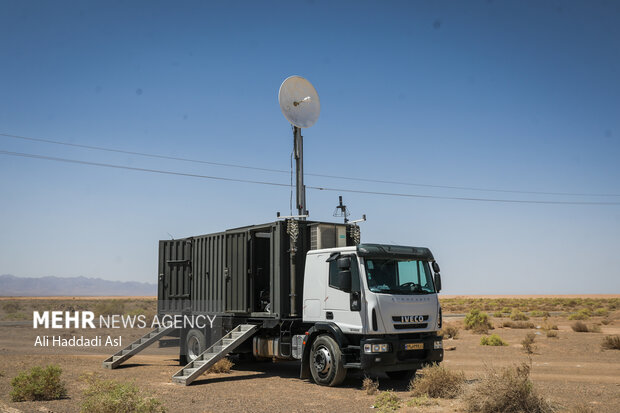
[0,296,618,412]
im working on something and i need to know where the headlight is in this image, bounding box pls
[434,340,443,349]
[364,343,390,353]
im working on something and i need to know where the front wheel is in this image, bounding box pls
[386,369,417,381]
[309,335,347,386]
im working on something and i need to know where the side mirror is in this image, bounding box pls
[434,273,442,293]
[338,270,352,293]
[432,261,440,273]
[337,257,351,270]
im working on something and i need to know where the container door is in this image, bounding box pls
[158,239,192,313]
[225,232,248,313]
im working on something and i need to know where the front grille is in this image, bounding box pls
[397,349,428,361]
[394,323,428,330]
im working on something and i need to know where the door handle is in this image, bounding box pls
[326,311,334,320]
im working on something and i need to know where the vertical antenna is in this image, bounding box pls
[279,76,320,221]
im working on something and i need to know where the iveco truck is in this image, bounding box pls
[149,219,444,386]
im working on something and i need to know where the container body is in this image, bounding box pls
[157,221,357,319]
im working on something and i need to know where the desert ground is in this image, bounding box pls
[0,296,618,412]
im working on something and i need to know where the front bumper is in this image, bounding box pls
[360,334,443,374]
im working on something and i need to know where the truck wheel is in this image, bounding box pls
[386,370,416,381]
[185,329,206,362]
[309,335,347,386]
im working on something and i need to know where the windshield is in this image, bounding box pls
[364,258,435,294]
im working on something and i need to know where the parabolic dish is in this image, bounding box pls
[278,75,320,128]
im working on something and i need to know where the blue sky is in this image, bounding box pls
[1,1,619,294]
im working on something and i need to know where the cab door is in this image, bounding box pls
[323,255,365,333]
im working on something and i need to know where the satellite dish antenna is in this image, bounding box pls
[278,76,320,218]
[279,75,320,128]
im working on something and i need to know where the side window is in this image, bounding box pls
[328,256,360,292]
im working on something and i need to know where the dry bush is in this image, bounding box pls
[463,364,553,413]
[546,330,558,338]
[571,321,589,332]
[510,310,529,321]
[465,309,493,334]
[409,363,465,399]
[480,334,508,346]
[442,324,460,339]
[600,335,620,350]
[362,376,379,395]
[207,358,233,373]
[522,332,537,354]
[590,324,602,333]
[502,321,535,329]
[601,318,612,325]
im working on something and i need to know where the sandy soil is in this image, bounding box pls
[0,300,619,412]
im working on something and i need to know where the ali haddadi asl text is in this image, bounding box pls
[34,335,122,347]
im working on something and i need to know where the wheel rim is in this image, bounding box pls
[313,346,332,378]
[188,336,200,361]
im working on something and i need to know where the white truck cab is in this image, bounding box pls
[300,243,443,385]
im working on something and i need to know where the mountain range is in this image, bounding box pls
[0,274,156,296]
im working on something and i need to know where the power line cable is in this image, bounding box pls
[2,131,618,198]
[1,149,619,206]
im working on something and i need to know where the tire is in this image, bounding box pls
[185,329,207,362]
[309,335,347,386]
[386,369,417,381]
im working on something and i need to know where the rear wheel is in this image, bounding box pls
[309,335,347,386]
[386,369,417,381]
[185,329,206,362]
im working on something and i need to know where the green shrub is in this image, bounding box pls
[10,364,67,402]
[593,308,609,317]
[568,309,591,321]
[601,335,620,350]
[465,309,493,334]
[501,307,512,314]
[406,395,438,407]
[409,363,465,399]
[373,391,400,412]
[529,310,549,317]
[81,378,165,413]
[510,310,529,321]
[464,364,553,413]
[94,300,126,316]
[480,334,508,346]
[493,311,504,317]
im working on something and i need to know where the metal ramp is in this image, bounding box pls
[172,324,258,386]
[102,326,176,369]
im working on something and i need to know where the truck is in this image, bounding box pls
[149,218,444,386]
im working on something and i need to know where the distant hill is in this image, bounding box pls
[0,274,156,296]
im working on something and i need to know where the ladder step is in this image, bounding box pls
[102,326,177,370]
